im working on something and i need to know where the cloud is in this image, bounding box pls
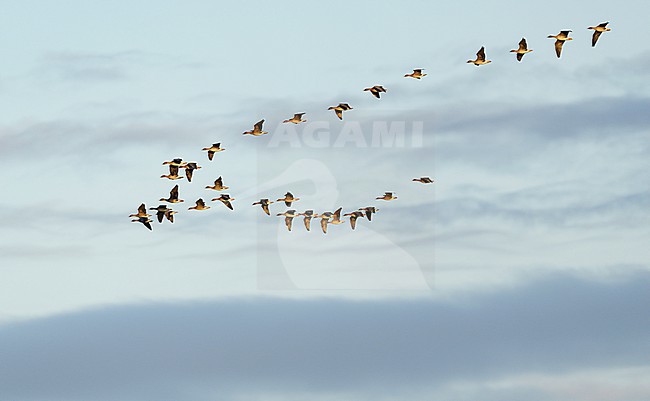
[0,270,649,401]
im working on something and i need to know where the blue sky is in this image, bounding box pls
[1,1,649,400]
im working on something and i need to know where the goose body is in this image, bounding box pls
[160,185,184,204]
[160,164,184,180]
[467,46,492,66]
[376,192,397,201]
[182,162,201,182]
[131,216,153,231]
[327,103,353,120]
[162,158,187,168]
[404,69,426,79]
[253,198,274,215]
[243,120,268,136]
[213,194,235,210]
[277,210,298,231]
[149,205,177,223]
[548,30,573,58]
[510,38,533,62]
[129,203,151,218]
[329,207,345,225]
[588,22,610,47]
[205,176,229,191]
[300,210,315,231]
[189,198,210,211]
[277,192,300,207]
[283,113,307,124]
[363,85,387,99]
[343,211,365,230]
[359,206,379,221]
[202,143,224,161]
[412,177,434,184]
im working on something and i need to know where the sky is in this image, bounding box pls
[1,1,649,400]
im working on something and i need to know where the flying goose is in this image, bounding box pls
[404,69,427,79]
[253,198,274,215]
[413,176,434,184]
[160,164,184,180]
[131,216,153,231]
[129,203,151,219]
[376,192,398,201]
[300,210,315,231]
[182,162,201,182]
[277,210,298,231]
[205,176,229,191]
[329,207,345,225]
[588,22,610,47]
[149,205,177,223]
[359,206,379,221]
[162,158,187,168]
[243,120,268,136]
[327,103,353,120]
[277,192,300,207]
[317,211,333,234]
[212,194,235,210]
[202,143,224,161]
[343,211,365,230]
[510,38,533,61]
[363,85,387,99]
[467,46,492,66]
[283,113,307,124]
[189,198,210,211]
[548,30,573,58]
[160,184,184,204]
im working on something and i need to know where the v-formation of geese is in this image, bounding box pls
[131,22,610,231]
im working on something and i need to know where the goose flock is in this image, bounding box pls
[131,22,611,233]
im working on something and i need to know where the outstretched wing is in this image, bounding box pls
[254,119,265,131]
[335,109,343,120]
[519,37,528,51]
[303,217,311,231]
[555,39,564,58]
[320,218,328,234]
[592,30,602,47]
[477,46,486,61]
[170,185,179,200]
[285,216,293,231]
[262,204,270,215]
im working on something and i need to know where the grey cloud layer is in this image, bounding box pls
[1,271,649,401]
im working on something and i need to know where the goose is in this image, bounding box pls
[160,184,184,204]
[376,192,397,201]
[467,46,491,66]
[189,198,210,211]
[344,211,365,230]
[160,165,184,180]
[359,206,379,221]
[129,203,151,218]
[283,113,307,124]
[588,22,610,47]
[131,216,153,231]
[205,176,229,191]
[327,103,353,120]
[242,120,268,136]
[182,162,201,182]
[149,205,176,223]
[404,69,426,79]
[300,210,315,231]
[277,192,300,207]
[162,158,187,168]
[317,211,333,234]
[412,176,434,184]
[329,207,345,225]
[548,30,573,58]
[212,194,235,210]
[510,38,533,62]
[202,143,224,161]
[277,210,298,231]
[253,198,274,215]
[363,85,387,99]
